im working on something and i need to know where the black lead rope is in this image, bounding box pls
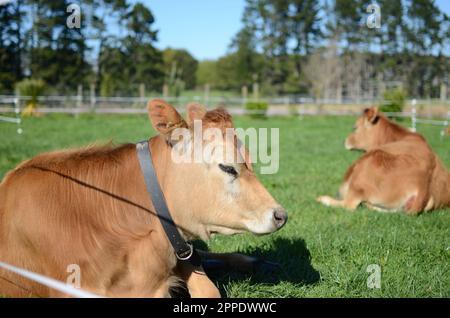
[136,140,202,267]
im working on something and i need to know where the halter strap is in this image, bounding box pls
[136,140,201,267]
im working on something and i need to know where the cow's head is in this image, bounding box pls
[345,107,382,151]
[147,99,287,240]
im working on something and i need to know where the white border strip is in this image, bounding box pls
[0,115,21,124]
[0,261,102,298]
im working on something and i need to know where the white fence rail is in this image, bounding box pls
[1,94,449,113]
[0,97,22,134]
[1,95,449,135]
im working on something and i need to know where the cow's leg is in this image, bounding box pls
[197,250,279,273]
[424,196,435,212]
[186,270,221,298]
[316,193,361,210]
[404,190,429,215]
[364,202,397,213]
[177,262,220,298]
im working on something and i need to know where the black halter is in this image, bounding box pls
[136,140,202,267]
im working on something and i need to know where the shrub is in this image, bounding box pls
[380,88,406,114]
[245,101,268,118]
[16,78,46,116]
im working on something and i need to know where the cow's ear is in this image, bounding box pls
[147,99,187,136]
[186,102,207,126]
[364,107,379,124]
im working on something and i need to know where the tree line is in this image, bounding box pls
[199,0,450,99]
[0,0,197,96]
[0,0,449,99]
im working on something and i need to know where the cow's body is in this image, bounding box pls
[0,141,178,297]
[338,135,450,213]
[318,108,450,214]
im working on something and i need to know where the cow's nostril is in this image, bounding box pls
[273,208,288,228]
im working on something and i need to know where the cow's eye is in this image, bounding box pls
[219,164,238,177]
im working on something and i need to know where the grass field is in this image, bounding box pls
[0,113,449,297]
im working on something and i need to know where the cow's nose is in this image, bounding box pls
[273,208,288,229]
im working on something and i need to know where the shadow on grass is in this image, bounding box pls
[194,237,320,297]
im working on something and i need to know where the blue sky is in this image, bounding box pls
[145,0,450,61]
[147,0,246,60]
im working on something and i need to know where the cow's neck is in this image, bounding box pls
[148,136,205,240]
[377,117,413,144]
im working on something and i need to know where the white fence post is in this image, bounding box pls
[139,83,145,100]
[411,99,417,132]
[77,85,83,108]
[14,97,22,134]
[76,85,83,117]
[443,111,450,138]
[203,84,210,106]
[90,83,96,110]
[241,85,248,108]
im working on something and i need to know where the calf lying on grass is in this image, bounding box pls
[0,100,287,297]
[317,107,450,214]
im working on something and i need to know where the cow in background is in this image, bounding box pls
[317,107,450,214]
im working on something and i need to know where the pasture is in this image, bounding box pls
[0,113,449,297]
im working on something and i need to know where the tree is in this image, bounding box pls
[98,2,164,95]
[215,53,240,91]
[0,0,24,93]
[403,0,448,97]
[291,0,322,77]
[377,0,404,54]
[228,12,263,88]
[196,60,219,88]
[331,0,373,50]
[98,46,129,96]
[1,0,449,99]
[233,0,323,94]
[86,0,130,92]
[123,2,157,44]
[27,0,91,93]
[163,48,198,90]
[303,40,342,100]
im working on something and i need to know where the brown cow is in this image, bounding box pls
[0,100,287,297]
[317,107,450,214]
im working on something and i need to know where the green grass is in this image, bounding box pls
[0,113,449,297]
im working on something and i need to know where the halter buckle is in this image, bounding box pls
[176,243,194,261]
